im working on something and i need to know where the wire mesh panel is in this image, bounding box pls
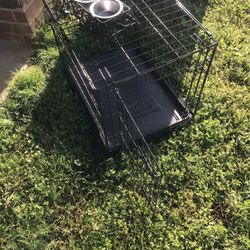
[43,0,217,205]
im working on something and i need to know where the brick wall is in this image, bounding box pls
[0,0,44,42]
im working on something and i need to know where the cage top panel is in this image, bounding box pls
[46,0,217,84]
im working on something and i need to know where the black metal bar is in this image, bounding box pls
[193,44,217,115]
[134,0,188,51]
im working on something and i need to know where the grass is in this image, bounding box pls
[0,0,249,249]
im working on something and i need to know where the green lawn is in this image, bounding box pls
[0,0,249,249]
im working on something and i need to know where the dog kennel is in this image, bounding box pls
[43,0,217,202]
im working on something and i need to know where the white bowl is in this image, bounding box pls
[89,0,124,19]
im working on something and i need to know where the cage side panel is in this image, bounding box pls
[157,44,217,115]
[116,90,163,198]
[44,4,110,147]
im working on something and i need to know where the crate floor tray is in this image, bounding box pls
[80,48,191,150]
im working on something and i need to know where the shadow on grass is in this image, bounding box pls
[181,0,209,21]
[29,58,116,179]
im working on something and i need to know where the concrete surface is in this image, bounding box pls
[0,39,32,101]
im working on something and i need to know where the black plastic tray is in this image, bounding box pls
[80,48,191,150]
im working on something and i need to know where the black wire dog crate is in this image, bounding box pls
[43,0,217,154]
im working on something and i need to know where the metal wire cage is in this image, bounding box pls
[42,0,217,205]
